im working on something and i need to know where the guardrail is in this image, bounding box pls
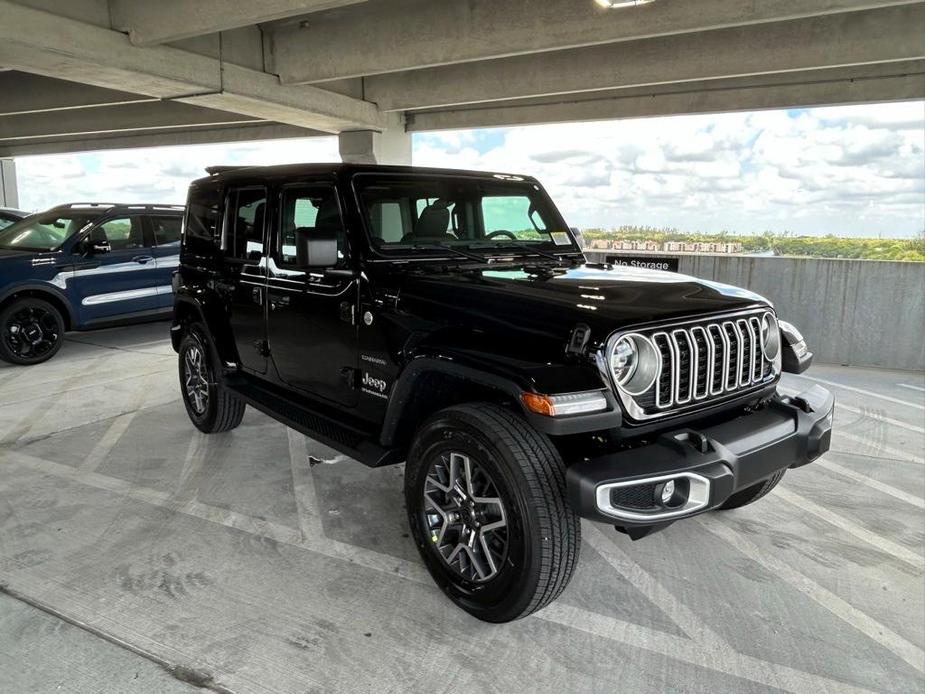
[583,251,925,371]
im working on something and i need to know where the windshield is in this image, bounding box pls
[0,211,98,252]
[354,174,579,256]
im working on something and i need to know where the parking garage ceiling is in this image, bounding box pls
[0,0,923,156]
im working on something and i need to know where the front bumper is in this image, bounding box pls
[566,385,834,531]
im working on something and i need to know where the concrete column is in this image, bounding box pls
[339,116,411,165]
[0,158,18,208]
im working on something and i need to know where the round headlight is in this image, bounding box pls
[610,334,659,395]
[760,312,780,360]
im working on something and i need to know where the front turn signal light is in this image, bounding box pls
[521,391,608,417]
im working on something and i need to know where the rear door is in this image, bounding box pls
[147,214,182,308]
[70,215,159,323]
[220,186,269,375]
[265,182,359,407]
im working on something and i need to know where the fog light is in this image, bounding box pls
[659,480,675,505]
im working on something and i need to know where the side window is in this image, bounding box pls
[92,217,145,250]
[278,184,346,267]
[152,216,181,247]
[368,200,405,243]
[184,185,220,253]
[228,187,267,261]
[481,195,547,240]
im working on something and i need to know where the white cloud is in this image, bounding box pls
[16,137,340,212]
[14,101,924,238]
[414,101,925,237]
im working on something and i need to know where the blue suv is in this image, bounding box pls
[0,202,184,364]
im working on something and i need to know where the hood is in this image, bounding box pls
[395,262,770,351]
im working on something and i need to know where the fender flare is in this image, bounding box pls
[0,282,77,329]
[380,355,621,445]
[171,293,239,367]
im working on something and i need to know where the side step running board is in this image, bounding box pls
[227,380,399,468]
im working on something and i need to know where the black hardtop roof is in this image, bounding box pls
[192,163,539,188]
[47,202,184,214]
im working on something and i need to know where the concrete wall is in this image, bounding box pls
[584,251,925,371]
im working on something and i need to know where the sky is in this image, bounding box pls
[15,100,925,238]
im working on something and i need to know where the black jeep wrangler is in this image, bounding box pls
[171,164,833,623]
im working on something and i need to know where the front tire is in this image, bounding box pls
[718,469,785,510]
[404,403,580,623]
[0,297,65,365]
[178,325,245,433]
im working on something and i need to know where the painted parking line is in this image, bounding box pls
[697,514,925,676]
[899,383,925,394]
[836,431,925,465]
[773,486,925,571]
[788,374,925,411]
[1,448,895,694]
[584,524,729,648]
[812,457,925,510]
[779,386,925,435]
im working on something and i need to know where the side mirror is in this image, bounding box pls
[779,320,813,374]
[295,228,338,268]
[85,239,111,255]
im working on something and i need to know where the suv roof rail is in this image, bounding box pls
[50,202,184,211]
[205,165,248,175]
[52,202,117,209]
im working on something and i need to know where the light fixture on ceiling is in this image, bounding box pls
[595,0,657,8]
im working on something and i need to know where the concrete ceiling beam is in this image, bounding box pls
[0,101,260,141]
[270,0,922,83]
[0,1,385,133]
[364,5,925,111]
[0,123,326,158]
[110,0,367,46]
[406,64,925,131]
[0,72,154,116]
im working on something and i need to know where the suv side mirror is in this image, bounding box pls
[295,228,338,268]
[82,239,110,255]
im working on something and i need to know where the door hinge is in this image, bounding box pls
[253,339,270,357]
[341,367,360,388]
[339,301,356,325]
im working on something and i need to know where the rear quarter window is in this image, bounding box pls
[183,185,220,253]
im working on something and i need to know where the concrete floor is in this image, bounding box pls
[0,322,922,694]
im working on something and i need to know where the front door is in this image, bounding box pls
[266,182,358,407]
[221,186,269,374]
[147,214,182,309]
[70,215,159,324]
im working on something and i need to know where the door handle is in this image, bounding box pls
[132,255,154,264]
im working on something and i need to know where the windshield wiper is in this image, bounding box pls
[468,243,577,263]
[395,243,489,263]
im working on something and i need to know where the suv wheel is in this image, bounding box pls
[718,469,785,510]
[0,297,65,365]
[405,403,580,623]
[178,325,245,433]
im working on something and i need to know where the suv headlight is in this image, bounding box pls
[610,334,660,395]
[760,312,780,360]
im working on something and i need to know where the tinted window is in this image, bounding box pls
[91,217,146,251]
[228,188,267,261]
[152,216,181,246]
[0,212,97,251]
[278,185,346,267]
[481,195,547,240]
[184,185,220,253]
[355,176,571,251]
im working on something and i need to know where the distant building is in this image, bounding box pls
[590,237,743,254]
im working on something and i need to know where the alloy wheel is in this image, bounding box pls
[3,306,60,360]
[183,344,210,415]
[423,451,509,583]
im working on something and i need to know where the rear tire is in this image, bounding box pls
[718,470,785,510]
[178,324,245,433]
[0,297,65,365]
[404,403,580,623]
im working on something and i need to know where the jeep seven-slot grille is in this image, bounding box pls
[621,311,777,420]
